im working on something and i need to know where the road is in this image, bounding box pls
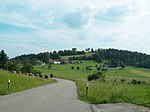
[0,78,90,112]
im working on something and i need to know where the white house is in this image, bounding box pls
[54,61,61,64]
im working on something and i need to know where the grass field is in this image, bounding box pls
[61,52,94,59]
[35,60,150,107]
[0,70,55,96]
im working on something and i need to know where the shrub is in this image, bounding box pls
[50,73,54,78]
[45,75,49,79]
[71,66,74,70]
[97,67,101,71]
[121,79,126,83]
[114,79,117,82]
[39,74,43,78]
[102,69,108,72]
[131,79,137,84]
[33,70,41,75]
[21,63,34,73]
[88,72,105,81]
[77,66,80,70]
[137,81,141,84]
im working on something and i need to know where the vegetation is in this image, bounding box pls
[35,60,150,107]
[0,50,8,69]
[0,48,150,107]
[87,72,105,81]
[0,70,55,96]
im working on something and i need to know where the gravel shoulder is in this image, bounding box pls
[90,103,150,112]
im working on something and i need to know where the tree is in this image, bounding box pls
[88,72,105,81]
[7,61,19,71]
[0,50,8,69]
[110,59,118,67]
[97,67,101,71]
[77,66,80,70]
[21,63,34,73]
[50,73,54,78]
[95,64,98,68]
[91,48,94,52]
[71,66,74,70]
[48,63,52,69]
[85,48,90,52]
[72,48,77,54]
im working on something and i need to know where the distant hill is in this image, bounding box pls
[11,48,150,69]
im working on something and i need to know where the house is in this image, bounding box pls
[61,59,70,64]
[102,64,122,70]
[49,59,61,64]
[54,61,61,64]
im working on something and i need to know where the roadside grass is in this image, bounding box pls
[77,80,150,107]
[0,70,55,96]
[35,60,150,107]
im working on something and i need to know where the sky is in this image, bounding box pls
[0,0,150,58]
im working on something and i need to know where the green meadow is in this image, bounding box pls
[61,52,94,59]
[0,70,55,96]
[35,60,150,107]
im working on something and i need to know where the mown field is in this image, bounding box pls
[35,60,150,107]
[61,52,94,59]
[0,70,55,96]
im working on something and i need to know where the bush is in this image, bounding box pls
[71,66,74,70]
[102,69,108,72]
[39,74,43,78]
[77,66,80,70]
[97,67,101,71]
[121,79,126,83]
[33,70,41,75]
[114,79,117,82]
[137,81,141,84]
[21,63,34,73]
[50,73,54,78]
[131,79,137,84]
[88,72,105,81]
[131,79,142,85]
[45,75,49,79]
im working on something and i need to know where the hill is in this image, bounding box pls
[9,48,150,69]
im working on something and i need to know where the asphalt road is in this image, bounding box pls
[0,78,90,112]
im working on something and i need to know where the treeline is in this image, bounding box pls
[12,52,60,65]
[11,48,84,65]
[58,49,85,56]
[70,48,150,68]
[1,48,150,70]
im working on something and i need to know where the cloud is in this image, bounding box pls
[63,11,87,28]
[0,23,36,33]
[94,5,129,23]
[0,0,150,57]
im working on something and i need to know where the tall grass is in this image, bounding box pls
[76,80,150,107]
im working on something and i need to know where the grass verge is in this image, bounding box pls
[0,69,55,96]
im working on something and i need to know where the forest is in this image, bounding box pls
[0,48,150,71]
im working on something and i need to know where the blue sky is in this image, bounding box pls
[0,0,150,58]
